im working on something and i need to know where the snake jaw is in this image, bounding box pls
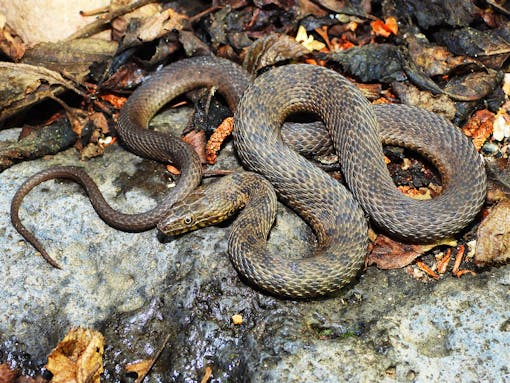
[157,176,247,236]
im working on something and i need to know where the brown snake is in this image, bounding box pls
[11,56,486,297]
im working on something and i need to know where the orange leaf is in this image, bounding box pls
[100,93,127,109]
[46,327,104,383]
[370,17,398,38]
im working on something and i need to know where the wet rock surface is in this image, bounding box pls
[1,108,509,382]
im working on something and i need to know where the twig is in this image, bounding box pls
[189,5,221,24]
[134,333,171,383]
[66,0,158,41]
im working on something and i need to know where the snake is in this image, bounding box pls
[10,56,487,297]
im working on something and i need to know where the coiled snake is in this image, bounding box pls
[11,56,487,297]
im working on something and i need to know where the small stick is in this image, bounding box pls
[66,0,158,40]
[134,333,171,383]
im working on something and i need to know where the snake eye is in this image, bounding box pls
[183,215,194,225]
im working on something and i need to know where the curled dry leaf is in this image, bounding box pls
[295,25,326,52]
[46,327,104,383]
[367,235,430,270]
[406,35,474,77]
[125,359,153,380]
[475,199,510,266]
[370,17,398,38]
[367,235,457,270]
[242,32,309,74]
[121,8,190,50]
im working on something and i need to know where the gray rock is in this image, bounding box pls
[0,108,509,382]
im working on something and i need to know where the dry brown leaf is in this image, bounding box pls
[242,32,309,74]
[122,8,190,48]
[125,359,153,380]
[475,199,510,266]
[367,235,430,269]
[367,235,456,269]
[46,327,104,383]
[183,129,207,165]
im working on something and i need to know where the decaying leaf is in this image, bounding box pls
[0,62,83,123]
[326,44,406,83]
[125,359,153,380]
[486,157,510,193]
[370,17,398,38]
[46,327,104,383]
[183,129,207,165]
[443,68,503,102]
[475,199,510,266]
[121,8,190,50]
[367,235,430,269]
[367,235,457,270]
[391,82,456,121]
[242,32,309,74]
[406,35,474,77]
[434,27,510,69]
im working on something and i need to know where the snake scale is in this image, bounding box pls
[11,56,487,297]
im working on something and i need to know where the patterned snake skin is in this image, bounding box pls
[11,57,486,296]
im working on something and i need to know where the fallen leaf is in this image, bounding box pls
[46,327,104,383]
[295,25,326,52]
[121,8,190,49]
[242,32,309,74]
[367,235,457,270]
[370,17,398,38]
[367,235,430,269]
[125,359,153,380]
[475,199,510,266]
[183,129,207,165]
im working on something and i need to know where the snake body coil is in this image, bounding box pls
[11,57,487,297]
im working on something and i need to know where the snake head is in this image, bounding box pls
[157,175,245,236]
